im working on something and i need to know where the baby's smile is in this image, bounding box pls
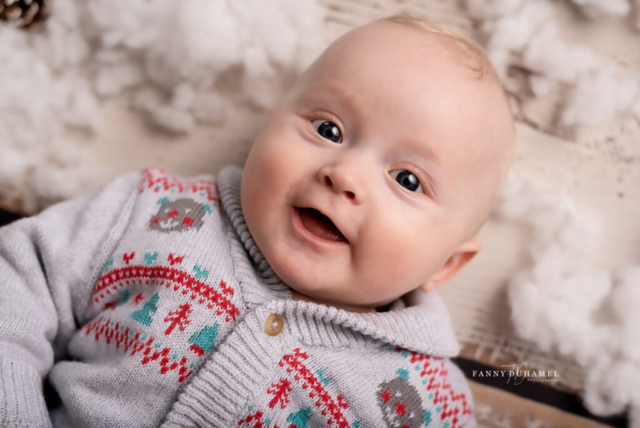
[294,207,348,243]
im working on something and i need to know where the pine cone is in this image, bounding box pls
[0,0,50,29]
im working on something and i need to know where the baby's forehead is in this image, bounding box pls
[309,20,488,83]
[294,25,505,137]
[298,27,502,137]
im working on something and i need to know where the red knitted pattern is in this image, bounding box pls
[279,348,350,428]
[237,349,353,428]
[123,252,135,264]
[168,253,184,265]
[139,167,221,206]
[164,302,193,335]
[133,293,145,305]
[398,349,473,428]
[91,265,239,321]
[267,379,292,409]
[83,316,193,382]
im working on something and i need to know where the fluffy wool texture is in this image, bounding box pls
[467,0,640,132]
[0,0,324,211]
[495,171,640,426]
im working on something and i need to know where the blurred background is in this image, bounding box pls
[0,0,639,427]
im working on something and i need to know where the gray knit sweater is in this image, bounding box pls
[0,166,475,428]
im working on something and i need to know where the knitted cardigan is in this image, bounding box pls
[0,166,475,428]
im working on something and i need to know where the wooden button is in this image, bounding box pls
[264,313,285,337]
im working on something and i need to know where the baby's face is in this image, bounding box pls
[242,21,512,312]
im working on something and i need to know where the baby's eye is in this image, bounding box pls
[389,170,422,192]
[312,119,342,143]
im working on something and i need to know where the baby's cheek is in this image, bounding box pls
[357,224,424,285]
[373,216,439,287]
[256,139,300,183]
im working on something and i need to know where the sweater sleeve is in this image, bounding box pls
[0,171,141,428]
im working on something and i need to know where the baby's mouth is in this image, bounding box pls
[297,207,347,242]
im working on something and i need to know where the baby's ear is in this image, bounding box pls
[420,239,481,292]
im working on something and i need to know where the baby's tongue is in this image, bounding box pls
[298,208,347,242]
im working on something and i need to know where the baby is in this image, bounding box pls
[0,15,513,428]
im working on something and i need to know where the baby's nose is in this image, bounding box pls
[324,175,356,200]
[318,164,364,204]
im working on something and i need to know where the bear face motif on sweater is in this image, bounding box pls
[149,198,205,232]
[377,376,424,428]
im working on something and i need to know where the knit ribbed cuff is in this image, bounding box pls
[0,357,52,428]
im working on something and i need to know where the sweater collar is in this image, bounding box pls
[217,166,460,357]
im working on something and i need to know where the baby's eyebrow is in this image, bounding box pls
[303,81,360,112]
[400,138,439,166]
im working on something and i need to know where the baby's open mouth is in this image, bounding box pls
[297,207,347,242]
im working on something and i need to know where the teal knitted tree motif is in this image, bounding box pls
[130,292,159,326]
[188,323,220,356]
[287,408,312,428]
